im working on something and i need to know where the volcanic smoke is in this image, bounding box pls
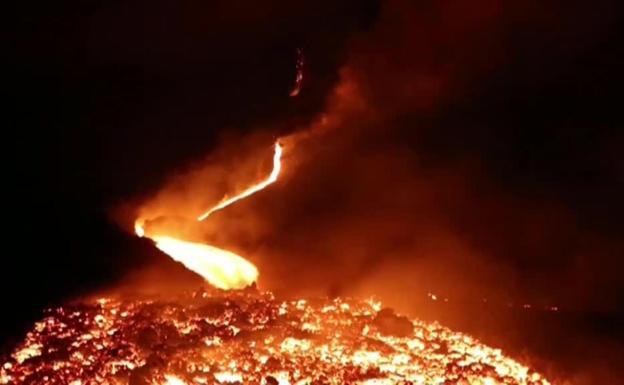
[1,135,556,385]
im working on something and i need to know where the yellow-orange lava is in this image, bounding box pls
[151,236,258,290]
[134,142,283,290]
[1,290,553,385]
[197,142,282,221]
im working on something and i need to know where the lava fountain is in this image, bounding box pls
[196,141,282,221]
[134,142,282,289]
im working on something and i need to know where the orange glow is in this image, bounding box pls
[2,292,555,385]
[197,142,282,221]
[134,141,283,290]
[289,48,304,97]
[150,235,258,290]
[163,374,186,385]
[134,220,145,238]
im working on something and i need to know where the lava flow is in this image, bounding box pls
[197,142,282,221]
[134,142,282,290]
[1,290,554,385]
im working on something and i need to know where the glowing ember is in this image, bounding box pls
[163,375,186,385]
[197,142,283,221]
[289,48,304,97]
[1,290,554,385]
[135,142,282,289]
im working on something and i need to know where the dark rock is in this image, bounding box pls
[372,308,413,337]
[128,366,150,385]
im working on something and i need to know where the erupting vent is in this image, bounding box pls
[2,289,552,385]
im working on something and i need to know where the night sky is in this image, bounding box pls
[8,0,624,379]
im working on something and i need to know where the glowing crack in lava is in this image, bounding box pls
[135,142,282,289]
[1,290,554,385]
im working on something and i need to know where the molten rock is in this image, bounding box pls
[1,289,552,385]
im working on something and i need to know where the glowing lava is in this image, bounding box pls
[1,290,556,385]
[149,236,258,290]
[289,48,304,97]
[135,142,282,290]
[197,142,283,221]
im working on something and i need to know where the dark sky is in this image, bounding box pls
[7,0,623,357]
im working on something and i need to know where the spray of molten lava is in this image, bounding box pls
[135,142,283,289]
[289,48,304,97]
[142,235,259,290]
[197,142,282,221]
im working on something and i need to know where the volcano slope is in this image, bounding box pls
[1,289,552,385]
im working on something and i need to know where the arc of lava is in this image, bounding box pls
[197,142,283,221]
[134,141,282,290]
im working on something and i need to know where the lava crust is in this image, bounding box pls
[1,289,552,385]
